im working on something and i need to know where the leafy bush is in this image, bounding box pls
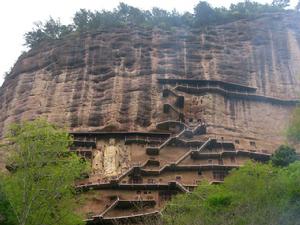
[271,145,297,167]
[163,161,300,225]
[0,184,17,225]
[287,107,300,143]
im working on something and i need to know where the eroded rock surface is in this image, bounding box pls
[1,13,300,152]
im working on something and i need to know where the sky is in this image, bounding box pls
[0,0,298,86]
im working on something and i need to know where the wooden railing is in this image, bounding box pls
[158,78,257,93]
[175,85,299,105]
[124,135,167,145]
[164,103,182,116]
[143,138,212,175]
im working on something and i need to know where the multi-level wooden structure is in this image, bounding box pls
[70,78,293,224]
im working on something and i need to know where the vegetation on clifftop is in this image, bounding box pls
[24,0,297,48]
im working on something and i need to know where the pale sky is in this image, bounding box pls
[0,0,298,86]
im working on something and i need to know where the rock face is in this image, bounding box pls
[1,12,300,151]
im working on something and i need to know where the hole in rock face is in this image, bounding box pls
[250,141,256,147]
[147,179,154,184]
[218,159,224,165]
[175,176,182,181]
[231,157,236,163]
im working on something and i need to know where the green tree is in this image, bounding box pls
[278,162,300,224]
[73,9,92,32]
[24,18,73,48]
[287,107,300,143]
[1,119,88,225]
[0,182,17,225]
[229,0,278,19]
[117,3,147,26]
[272,0,290,8]
[194,1,217,26]
[151,7,172,28]
[163,161,300,225]
[271,145,297,167]
[181,12,194,27]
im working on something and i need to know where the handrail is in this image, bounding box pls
[175,85,299,105]
[174,181,190,193]
[158,78,257,92]
[160,128,187,149]
[191,149,271,157]
[70,131,171,136]
[73,139,96,148]
[156,120,206,135]
[175,164,240,169]
[146,120,207,155]
[146,127,187,153]
[164,87,180,98]
[164,103,182,116]
[192,122,206,134]
[99,197,120,217]
[115,161,148,182]
[196,138,212,152]
[210,180,224,185]
[156,120,187,129]
[163,85,185,109]
[125,135,167,145]
[125,136,165,142]
[76,180,193,193]
[103,210,160,220]
[175,138,211,165]
[141,163,240,175]
[143,138,212,175]
[91,199,160,221]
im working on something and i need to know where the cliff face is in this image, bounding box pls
[1,13,300,151]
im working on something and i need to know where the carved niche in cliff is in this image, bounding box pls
[92,138,130,178]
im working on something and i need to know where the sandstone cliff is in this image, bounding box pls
[1,12,300,151]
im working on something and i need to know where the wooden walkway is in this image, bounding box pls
[175,85,299,105]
